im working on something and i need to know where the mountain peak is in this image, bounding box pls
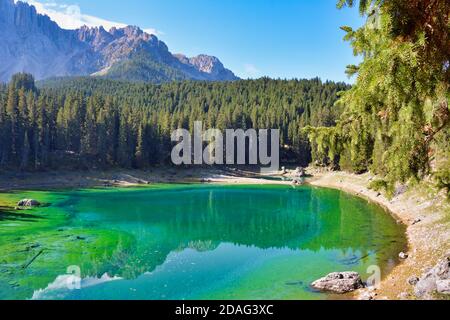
[0,0,239,83]
[175,54,238,80]
[123,25,143,34]
[189,55,223,74]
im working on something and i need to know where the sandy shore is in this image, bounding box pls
[0,167,448,300]
[308,169,449,300]
[0,167,292,191]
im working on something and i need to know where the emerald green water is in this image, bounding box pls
[0,184,406,300]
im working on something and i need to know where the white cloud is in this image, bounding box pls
[32,273,122,300]
[143,28,161,35]
[17,0,162,35]
[243,64,261,78]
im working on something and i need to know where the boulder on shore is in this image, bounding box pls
[399,252,409,259]
[291,178,304,186]
[407,276,420,286]
[295,167,306,177]
[311,272,364,294]
[414,254,450,299]
[17,199,41,208]
[436,280,450,295]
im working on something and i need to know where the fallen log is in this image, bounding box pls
[22,249,44,269]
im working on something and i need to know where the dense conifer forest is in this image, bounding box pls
[0,74,348,170]
[0,0,448,197]
[305,0,450,196]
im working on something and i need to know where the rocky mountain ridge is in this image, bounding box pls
[0,0,238,82]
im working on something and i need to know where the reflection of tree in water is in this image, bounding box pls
[79,186,405,280]
[185,240,219,252]
[167,187,403,251]
[301,189,406,269]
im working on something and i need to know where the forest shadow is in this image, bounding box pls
[0,207,45,222]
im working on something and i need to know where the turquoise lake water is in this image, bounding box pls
[0,184,406,300]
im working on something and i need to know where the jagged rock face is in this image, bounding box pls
[0,0,238,83]
[175,54,238,81]
[77,26,114,51]
[189,55,225,74]
[0,0,98,81]
[0,0,15,25]
[77,25,172,67]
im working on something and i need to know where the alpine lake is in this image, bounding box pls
[0,184,406,300]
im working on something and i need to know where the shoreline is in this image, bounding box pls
[0,167,448,300]
[307,169,449,300]
[0,167,291,192]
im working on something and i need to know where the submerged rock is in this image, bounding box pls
[28,243,40,250]
[17,199,41,207]
[285,281,304,286]
[414,254,450,299]
[311,272,364,294]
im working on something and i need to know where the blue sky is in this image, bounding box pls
[22,0,364,82]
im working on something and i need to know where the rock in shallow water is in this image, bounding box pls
[17,199,41,207]
[311,272,364,294]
